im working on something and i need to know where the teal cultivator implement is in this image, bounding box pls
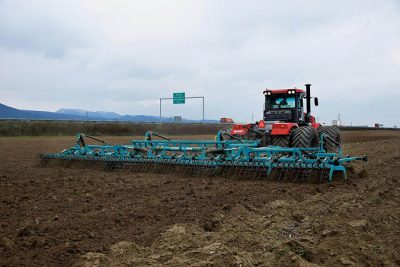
[40,131,367,182]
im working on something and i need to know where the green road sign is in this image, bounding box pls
[173,92,185,104]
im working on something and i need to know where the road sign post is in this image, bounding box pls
[160,92,204,121]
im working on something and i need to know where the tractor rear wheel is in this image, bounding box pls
[290,126,319,148]
[271,135,290,147]
[317,126,341,152]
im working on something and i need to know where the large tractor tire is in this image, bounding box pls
[271,135,290,147]
[317,126,341,152]
[290,126,319,148]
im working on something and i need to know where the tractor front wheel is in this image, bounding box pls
[290,126,319,148]
[271,135,290,147]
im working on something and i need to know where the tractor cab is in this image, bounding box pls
[263,88,306,124]
[263,86,319,127]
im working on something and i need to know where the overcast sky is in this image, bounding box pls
[0,0,399,126]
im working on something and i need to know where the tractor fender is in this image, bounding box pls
[309,115,320,129]
[271,123,298,135]
[311,122,321,129]
[230,124,253,135]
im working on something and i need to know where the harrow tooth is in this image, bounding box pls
[288,166,296,182]
[293,168,301,182]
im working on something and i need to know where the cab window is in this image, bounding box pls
[266,96,296,109]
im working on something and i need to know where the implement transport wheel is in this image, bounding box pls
[271,135,290,147]
[291,126,319,148]
[318,126,341,152]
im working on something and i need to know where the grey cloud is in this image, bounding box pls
[0,0,91,57]
[0,0,399,126]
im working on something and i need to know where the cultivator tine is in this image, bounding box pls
[182,164,189,176]
[287,165,297,182]
[260,166,269,179]
[233,166,239,178]
[236,166,243,178]
[182,164,188,176]
[147,162,154,173]
[236,165,243,178]
[311,167,318,182]
[315,166,323,182]
[254,166,262,179]
[219,165,226,177]
[278,165,285,181]
[251,166,259,180]
[142,162,148,172]
[223,164,231,178]
[231,166,238,178]
[300,169,308,182]
[285,165,293,182]
[136,162,143,172]
[246,166,253,179]
[234,166,241,178]
[193,166,200,176]
[204,164,211,176]
[187,165,194,176]
[167,163,175,175]
[268,167,276,180]
[104,161,112,171]
[197,166,203,177]
[309,166,317,182]
[282,167,290,182]
[198,165,205,177]
[147,162,156,173]
[225,164,232,178]
[304,167,312,182]
[243,166,251,179]
[240,166,247,179]
[132,162,140,172]
[229,165,236,178]
[224,165,229,178]
[292,166,300,181]
[227,165,234,178]
[249,165,257,180]
[317,167,323,182]
[304,168,311,182]
[185,164,194,176]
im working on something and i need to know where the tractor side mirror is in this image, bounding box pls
[314,97,319,106]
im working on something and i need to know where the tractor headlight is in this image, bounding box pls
[288,90,296,94]
[263,90,272,95]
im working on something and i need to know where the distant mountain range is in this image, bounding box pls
[0,103,217,123]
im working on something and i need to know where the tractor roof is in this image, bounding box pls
[263,88,305,95]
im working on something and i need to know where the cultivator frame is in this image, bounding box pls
[40,131,367,182]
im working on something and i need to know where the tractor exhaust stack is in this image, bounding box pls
[305,83,312,123]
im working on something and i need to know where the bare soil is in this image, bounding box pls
[0,130,399,266]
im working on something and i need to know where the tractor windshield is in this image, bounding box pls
[266,95,296,109]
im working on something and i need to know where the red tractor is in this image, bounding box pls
[228,84,341,152]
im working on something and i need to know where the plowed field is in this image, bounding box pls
[0,130,399,266]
